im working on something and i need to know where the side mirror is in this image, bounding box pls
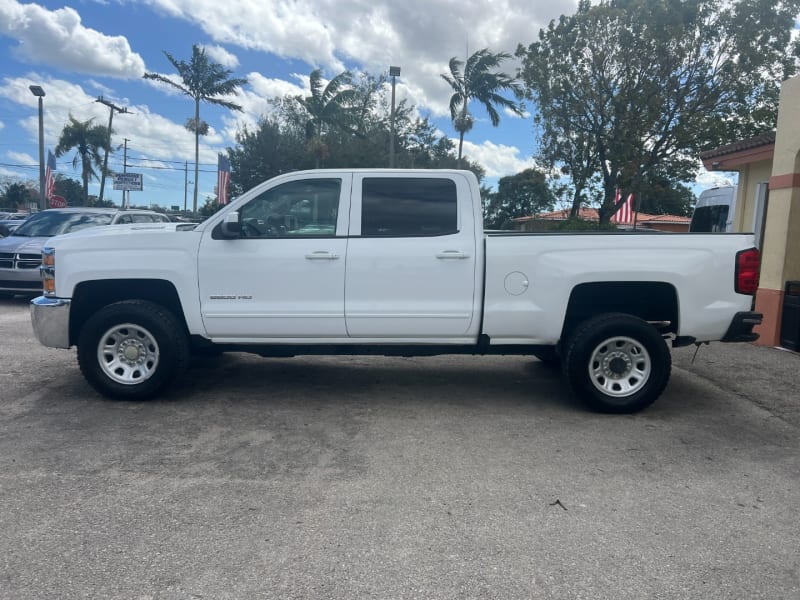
[0,224,10,238]
[220,211,241,239]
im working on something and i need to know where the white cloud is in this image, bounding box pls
[461,140,536,178]
[695,167,737,190]
[142,0,572,116]
[0,75,228,176]
[0,0,145,78]
[6,151,35,165]
[202,44,240,68]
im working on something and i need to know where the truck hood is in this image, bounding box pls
[0,234,49,254]
[47,222,197,247]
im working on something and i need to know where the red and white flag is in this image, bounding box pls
[611,191,634,224]
[44,150,56,200]
[217,154,230,205]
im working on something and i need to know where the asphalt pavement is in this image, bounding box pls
[0,296,798,599]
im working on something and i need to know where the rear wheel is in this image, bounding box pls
[563,313,671,413]
[77,300,189,400]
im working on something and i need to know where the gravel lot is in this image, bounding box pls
[1,296,798,599]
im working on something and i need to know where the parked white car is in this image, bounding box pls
[0,208,169,297]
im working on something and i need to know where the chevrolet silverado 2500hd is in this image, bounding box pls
[30,169,762,412]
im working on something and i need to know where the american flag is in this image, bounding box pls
[44,150,56,200]
[611,191,634,225]
[217,154,231,205]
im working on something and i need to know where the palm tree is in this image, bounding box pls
[55,115,110,205]
[441,48,523,167]
[144,45,247,212]
[297,69,358,168]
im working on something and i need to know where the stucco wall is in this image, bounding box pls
[734,159,772,232]
[754,75,800,346]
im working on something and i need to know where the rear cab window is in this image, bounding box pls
[360,177,458,237]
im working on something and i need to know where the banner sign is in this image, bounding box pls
[113,173,143,191]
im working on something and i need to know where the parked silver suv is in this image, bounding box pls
[0,208,170,297]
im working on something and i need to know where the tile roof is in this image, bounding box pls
[699,132,776,160]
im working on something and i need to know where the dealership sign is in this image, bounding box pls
[113,173,143,191]
[48,195,67,208]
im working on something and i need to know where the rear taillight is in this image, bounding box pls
[735,248,760,295]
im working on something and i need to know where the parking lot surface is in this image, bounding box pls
[1,296,798,599]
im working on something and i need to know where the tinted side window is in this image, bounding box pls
[131,214,155,223]
[361,178,457,237]
[690,205,729,232]
[239,179,341,238]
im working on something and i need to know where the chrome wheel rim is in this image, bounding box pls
[588,336,651,397]
[97,323,160,385]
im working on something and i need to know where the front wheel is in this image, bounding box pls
[563,313,671,413]
[77,300,189,400]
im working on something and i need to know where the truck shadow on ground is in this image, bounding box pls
[177,352,704,416]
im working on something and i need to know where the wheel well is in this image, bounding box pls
[70,279,187,346]
[562,282,679,342]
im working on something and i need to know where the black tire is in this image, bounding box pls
[563,313,671,413]
[77,300,189,400]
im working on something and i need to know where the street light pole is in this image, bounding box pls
[29,85,46,211]
[389,66,400,168]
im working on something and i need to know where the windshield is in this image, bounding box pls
[12,212,114,237]
[689,205,729,233]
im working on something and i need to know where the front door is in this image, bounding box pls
[198,174,351,339]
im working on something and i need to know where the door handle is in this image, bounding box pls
[436,250,469,259]
[304,251,340,260]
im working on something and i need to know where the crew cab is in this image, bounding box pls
[30,170,762,412]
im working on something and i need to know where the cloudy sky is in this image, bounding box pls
[0,0,789,209]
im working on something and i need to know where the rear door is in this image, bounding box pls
[344,173,478,338]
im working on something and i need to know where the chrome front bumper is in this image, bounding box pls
[30,296,71,348]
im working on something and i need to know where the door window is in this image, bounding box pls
[361,178,457,237]
[239,179,341,238]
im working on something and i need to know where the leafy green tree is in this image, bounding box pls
[1,181,35,210]
[227,119,308,193]
[296,69,359,167]
[144,44,248,212]
[441,48,524,166]
[484,168,556,228]
[53,175,84,207]
[54,115,111,204]
[227,68,487,192]
[630,172,695,217]
[199,195,225,218]
[517,0,800,224]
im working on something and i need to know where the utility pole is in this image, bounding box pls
[95,96,129,204]
[184,161,188,212]
[122,138,129,208]
[389,66,401,168]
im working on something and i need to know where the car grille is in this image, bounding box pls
[0,252,41,270]
[0,279,41,290]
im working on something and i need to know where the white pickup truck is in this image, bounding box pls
[30,169,762,412]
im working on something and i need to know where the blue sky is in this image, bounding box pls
[0,0,794,210]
